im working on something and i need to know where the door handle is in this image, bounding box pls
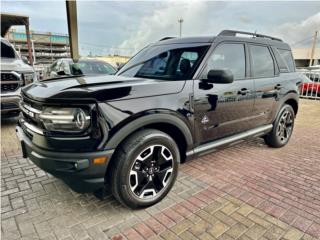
[275,84,283,90]
[238,88,250,95]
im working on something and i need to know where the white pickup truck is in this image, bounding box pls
[1,37,37,115]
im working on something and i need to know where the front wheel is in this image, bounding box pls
[110,129,179,209]
[264,104,295,148]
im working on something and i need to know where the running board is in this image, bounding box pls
[188,124,273,158]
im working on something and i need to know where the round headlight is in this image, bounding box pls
[75,108,90,130]
[39,107,91,133]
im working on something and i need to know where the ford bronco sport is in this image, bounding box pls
[16,30,301,209]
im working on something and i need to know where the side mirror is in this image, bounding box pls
[205,69,234,84]
[22,56,29,64]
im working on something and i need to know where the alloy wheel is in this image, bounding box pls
[277,109,293,143]
[129,145,174,199]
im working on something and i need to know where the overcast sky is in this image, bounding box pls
[2,1,320,56]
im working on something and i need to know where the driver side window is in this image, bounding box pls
[206,43,246,80]
[138,51,170,76]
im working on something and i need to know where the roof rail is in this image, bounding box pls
[218,30,283,42]
[159,37,176,41]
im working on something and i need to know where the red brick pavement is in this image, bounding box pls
[1,100,320,240]
[112,100,320,239]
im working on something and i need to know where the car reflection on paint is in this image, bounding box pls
[45,58,117,79]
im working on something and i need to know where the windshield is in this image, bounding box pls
[117,43,209,80]
[1,41,17,58]
[70,61,116,75]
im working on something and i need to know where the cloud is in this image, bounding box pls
[3,1,319,56]
[238,15,251,24]
[118,1,226,55]
[2,1,68,33]
[119,2,320,54]
[273,12,320,47]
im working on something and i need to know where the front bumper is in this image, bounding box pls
[1,92,21,113]
[16,126,114,193]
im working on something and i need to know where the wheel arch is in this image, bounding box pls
[284,98,298,116]
[105,112,194,164]
[273,92,299,121]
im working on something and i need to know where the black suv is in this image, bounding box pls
[17,30,301,209]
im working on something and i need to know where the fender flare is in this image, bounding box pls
[104,113,194,150]
[273,91,299,121]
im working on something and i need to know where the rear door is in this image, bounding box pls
[193,42,256,144]
[249,44,278,127]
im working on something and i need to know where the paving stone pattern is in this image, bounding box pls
[1,99,320,239]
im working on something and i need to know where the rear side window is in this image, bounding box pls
[206,43,246,80]
[250,45,275,78]
[277,49,295,72]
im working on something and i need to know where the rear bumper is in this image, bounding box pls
[1,93,20,113]
[16,126,114,193]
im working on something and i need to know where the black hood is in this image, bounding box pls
[22,75,185,103]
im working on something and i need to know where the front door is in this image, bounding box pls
[193,42,255,144]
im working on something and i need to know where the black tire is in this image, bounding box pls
[264,104,295,148]
[110,129,180,209]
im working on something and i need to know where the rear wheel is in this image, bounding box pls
[110,129,179,209]
[264,104,295,148]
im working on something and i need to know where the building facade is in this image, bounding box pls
[292,48,320,68]
[5,30,70,66]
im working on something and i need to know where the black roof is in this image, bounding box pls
[156,36,214,45]
[155,30,290,49]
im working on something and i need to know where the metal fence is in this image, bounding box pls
[297,68,320,100]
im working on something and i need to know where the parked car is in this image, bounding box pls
[17,30,302,209]
[46,58,117,79]
[1,37,37,116]
[301,74,320,97]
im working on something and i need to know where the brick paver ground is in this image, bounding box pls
[1,99,320,240]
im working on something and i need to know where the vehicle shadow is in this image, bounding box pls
[1,113,19,126]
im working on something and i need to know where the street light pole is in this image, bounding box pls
[309,31,318,67]
[178,18,183,37]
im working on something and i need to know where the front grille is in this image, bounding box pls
[1,73,20,81]
[21,102,42,125]
[1,83,19,92]
[21,93,43,110]
[1,72,21,93]
[1,102,19,110]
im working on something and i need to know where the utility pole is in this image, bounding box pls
[31,40,36,65]
[25,19,33,66]
[49,32,53,62]
[178,18,183,37]
[66,0,80,62]
[309,30,318,67]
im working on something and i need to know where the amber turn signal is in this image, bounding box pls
[93,157,107,165]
